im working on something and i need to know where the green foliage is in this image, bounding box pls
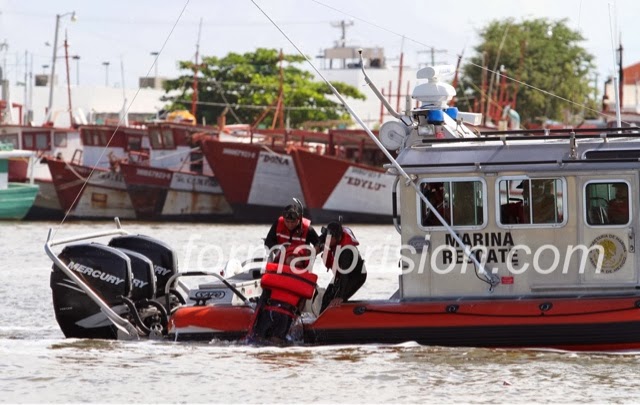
[459,18,598,126]
[162,48,365,128]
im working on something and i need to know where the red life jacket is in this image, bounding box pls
[323,226,359,270]
[275,216,311,247]
[261,262,318,317]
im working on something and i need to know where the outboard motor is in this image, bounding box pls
[117,248,156,301]
[115,248,168,336]
[50,243,132,339]
[108,235,178,299]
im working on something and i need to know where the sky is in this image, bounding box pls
[0,0,637,92]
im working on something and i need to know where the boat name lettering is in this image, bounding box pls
[68,261,126,286]
[223,148,255,159]
[136,168,171,180]
[443,232,518,265]
[445,232,514,248]
[154,265,173,277]
[345,176,386,191]
[351,167,381,178]
[175,174,214,187]
[261,154,289,165]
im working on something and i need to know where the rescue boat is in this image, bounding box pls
[45,54,640,351]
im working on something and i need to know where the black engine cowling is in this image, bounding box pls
[108,235,178,298]
[50,243,132,339]
[116,248,156,301]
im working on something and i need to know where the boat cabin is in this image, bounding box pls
[383,66,640,300]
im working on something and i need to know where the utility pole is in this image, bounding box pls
[330,20,353,47]
[417,47,447,67]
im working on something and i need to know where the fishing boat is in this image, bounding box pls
[1,124,82,219]
[47,122,222,220]
[118,160,232,221]
[200,128,386,222]
[290,140,394,223]
[46,57,640,350]
[0,145,39,219]
[45,125,147,219]
[199,131,307,223]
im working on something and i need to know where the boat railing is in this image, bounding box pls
[418,126,640,145]
[44,218,140,340]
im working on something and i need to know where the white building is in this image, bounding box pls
[1,80,166,128]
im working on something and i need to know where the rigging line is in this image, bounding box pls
[52,0,191,238]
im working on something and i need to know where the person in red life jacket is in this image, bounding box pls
[264,199,319,267]
[246,261,318,345]
[319,221,367,313]
[247,199,320,344]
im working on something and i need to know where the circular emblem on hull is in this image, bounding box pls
[588,234,627,274]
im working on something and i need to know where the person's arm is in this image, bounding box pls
[264,222,278,249]
[306,227,320,251]
[336,249,355,274]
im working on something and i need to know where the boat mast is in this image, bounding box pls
[191,18,203,121]
[608,3,622,127]
[63,30,73,126]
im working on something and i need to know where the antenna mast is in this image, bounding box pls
[191,18,203,120]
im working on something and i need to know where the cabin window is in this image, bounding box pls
[126,135,142,151]
[498,178,564,225]
[22,132,50,150]
[81,130,92,145]
[418,179,485,228]
[149,129,163,148]
[161,129,175,149]
[0,133,19,148]
[585,181,630,225]
[54,132,67,147]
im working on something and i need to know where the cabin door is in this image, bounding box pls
[578,173,637,284]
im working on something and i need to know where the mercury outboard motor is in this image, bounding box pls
[51,243,132,339]
[115,248,168,337]
[108,235,178,300]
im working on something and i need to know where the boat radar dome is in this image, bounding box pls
[412,65,456,109]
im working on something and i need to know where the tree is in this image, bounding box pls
[162,48,365,128]
[458,18,598,127]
